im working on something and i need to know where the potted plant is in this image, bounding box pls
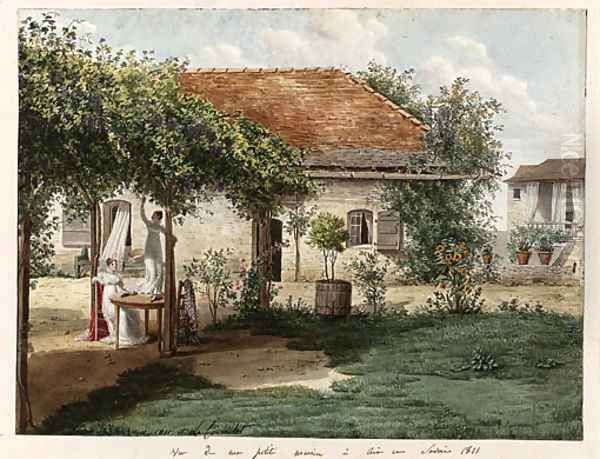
[536,237,554,265]
[509,226,532,265]
[481,244,494,265]
[307,212,351,317]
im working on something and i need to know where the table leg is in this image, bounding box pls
[144,310,149,336]
[157,308,162,354]
[115,304,120,351]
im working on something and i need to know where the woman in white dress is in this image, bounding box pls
[93,258,148,346]
[137,196,165,295]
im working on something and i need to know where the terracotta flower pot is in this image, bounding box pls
[516,251,530,265]
[482,254,493,265]
[537,251,553,265]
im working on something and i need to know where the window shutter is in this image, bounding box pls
[62,212,91,248]
[377,211,401,251]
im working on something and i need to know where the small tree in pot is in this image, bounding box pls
[307,212,351,317]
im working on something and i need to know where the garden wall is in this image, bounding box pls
[499,265,582,286]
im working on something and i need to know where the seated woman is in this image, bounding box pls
[93,258,149,347]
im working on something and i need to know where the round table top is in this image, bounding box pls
[109,293,165,309]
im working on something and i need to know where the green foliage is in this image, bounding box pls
[231,259,278,319]
[496,298,546,315]
[360,64,509,282]
[218,116,317,220]
[419,240,485,315]
[30,216,59,279]
[507,226,534,259]
[536,358,562,369]
[536,237,554,253]
[346,250,390,314]
[471,347,499,372]
[111,53,235,220]
[356,61,425,118]
[183,249,236,325]
[307,212,349,281]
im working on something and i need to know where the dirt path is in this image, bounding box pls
[28,329,347,427]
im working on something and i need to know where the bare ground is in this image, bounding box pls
[26,276,583,427]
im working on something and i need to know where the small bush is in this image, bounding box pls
[346,250,390,314]
[536,357,562,369]
[183,248,236,325]
[497,298,545,315]
[471,347,499,372]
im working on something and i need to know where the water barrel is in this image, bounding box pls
[315,280,352,317]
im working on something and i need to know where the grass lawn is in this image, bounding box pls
[39,308,582,439]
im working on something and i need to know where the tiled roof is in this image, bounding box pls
[505,158,585,183]
[179,68,428,170]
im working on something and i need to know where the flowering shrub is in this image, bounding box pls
[346,250,390,314]
[423,239,485,314]
[233,257,279,319]
[183,249,236,325]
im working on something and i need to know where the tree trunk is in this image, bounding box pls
[257,209,272,308]
[89,201,102,335]
[17,214,33,433]
[294,231,300,282]
[162,208,177,356]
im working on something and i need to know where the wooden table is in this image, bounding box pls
[109,294,164,352]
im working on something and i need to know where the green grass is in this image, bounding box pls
[38,309,582,439]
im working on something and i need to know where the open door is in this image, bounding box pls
[251,217,283,282]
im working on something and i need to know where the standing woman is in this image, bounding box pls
[138,196,165,295]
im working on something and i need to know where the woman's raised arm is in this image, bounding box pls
[140,196,150,226]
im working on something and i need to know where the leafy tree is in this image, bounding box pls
[218,116,317,307]
[18,13,70,432]
[284,203,317,282]
[307,212,349,282]
[27,19,130,315]
[358,64,510,282]
[112,53,236,354]
[346,250,390,314]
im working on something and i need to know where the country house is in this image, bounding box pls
[51,67,463,282]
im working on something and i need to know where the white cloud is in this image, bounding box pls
[188,43,256,68]
[417,35,564,140]
[259,10,388,70]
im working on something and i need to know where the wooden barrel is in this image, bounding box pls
[315,280,352,317]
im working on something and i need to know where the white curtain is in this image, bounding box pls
[100,206,130,270]
[552,182,567,223]
[525,182,540,222]
[571,182,585,224]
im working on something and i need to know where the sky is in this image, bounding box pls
[21,8,587,230]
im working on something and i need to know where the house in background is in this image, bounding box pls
[51,67,465,282]
[505,158,585,274]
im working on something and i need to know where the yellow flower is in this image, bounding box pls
[445,254,453,261]
[458,242,466,248]
[453,253,462,261]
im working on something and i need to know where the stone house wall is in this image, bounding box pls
[50,178,404,282]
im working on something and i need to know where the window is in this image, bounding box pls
[62,211,91,248]
[513,188,521,200]
[377,211,403,251]
[347,210,373,247]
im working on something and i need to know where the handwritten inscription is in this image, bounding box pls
[252,444,277,459]
[294,448,323,457]
[168,442,480,458]
[421,444,453,455]
[169,448,188,457]
[200,420,250,439]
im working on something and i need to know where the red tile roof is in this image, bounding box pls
[179,68,428,170]
[505,158,585,183]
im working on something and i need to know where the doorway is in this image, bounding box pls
[252,218,283,282]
